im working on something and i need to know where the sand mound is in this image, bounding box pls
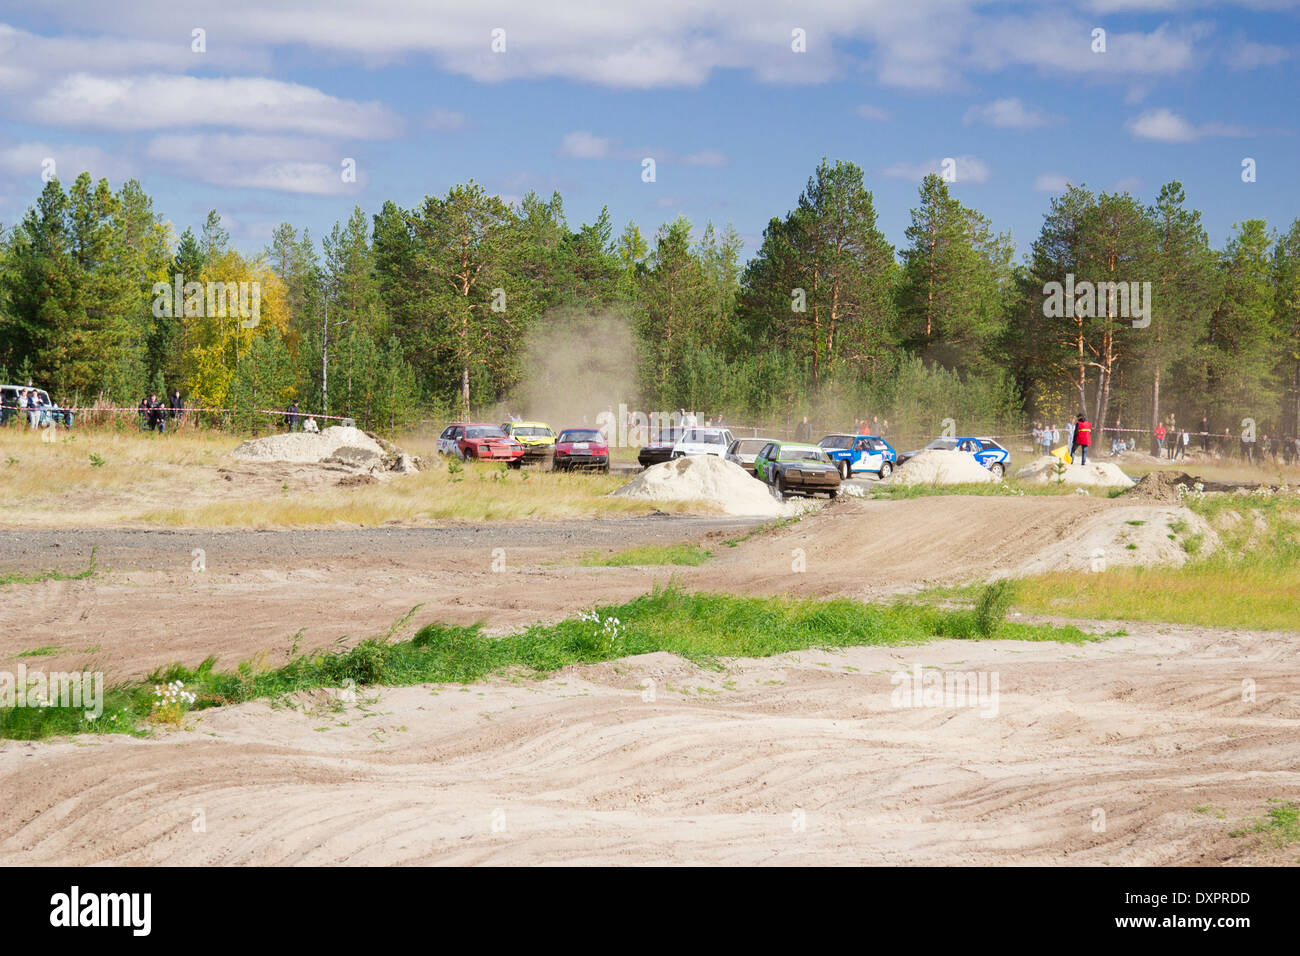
[1125,470,1288,501]
[613,455,806,517]
[232,426,385,464]
[1015,455,1135,487]
[889,450,999,485]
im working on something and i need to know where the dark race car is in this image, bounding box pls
[753,441,841,499]
[553,427,610,472]
[637,427,683,469]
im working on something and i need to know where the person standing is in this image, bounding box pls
[146,393,165,433]
[1175,428,1189,461]
[1154,421,1166,458]
[1199,416,1209,453]
[795,416,812,442]
[1072,414,1092,466]
[170,389,183,428]
[285,400,300,433]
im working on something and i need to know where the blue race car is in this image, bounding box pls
[900,436,1010,477]
[817,434,898,480]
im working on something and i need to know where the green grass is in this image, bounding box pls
[925,496,1300,631]
[722,513,806,547]
[868,480,1085,500]
[0,548,97,587]
[16,645,60,658]
[0,583,1096,740]
[578,543,713,566]
[1229,800,1300,847]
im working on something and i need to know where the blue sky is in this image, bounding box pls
[1,0,1297,263]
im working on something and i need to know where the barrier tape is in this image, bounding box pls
[0,402,358,422]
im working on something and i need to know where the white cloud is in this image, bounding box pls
[684,150,728,167]
[146,133,363,195]
[559,130,614,159]
[882,155,991,184]
[31,74,401,137]
[855,105,892,121]
[0,141,132,182]
[1226,40,1290,70]
[963,97,1059,129]
[1127,108,1248,142]
[12,0,1214,92]
[1034,173,1072,193]
[424,108,467,131]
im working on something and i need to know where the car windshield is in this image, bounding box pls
[925,438,958,451]
[681,429,725,444]
[819,436,853,450]
[647,428,681,444]
[735,439,767,454]
[560,430,602,443]
[512,426,551,437]
[466,426,506,439]
[779,446,829,463]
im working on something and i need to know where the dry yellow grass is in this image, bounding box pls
[0,425,698,528]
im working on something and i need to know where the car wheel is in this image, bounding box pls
[879,461,893,479]
[774,473,786,498]
[828,490,838,500]
[990,462,1005,478]
[839,460,850,480]
[508,459,522,470]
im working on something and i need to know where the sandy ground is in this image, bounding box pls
[2,623,1296,865]
[1,492,1294,866]
[1,496,1210,681]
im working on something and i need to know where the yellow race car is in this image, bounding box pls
[501,421,556,464]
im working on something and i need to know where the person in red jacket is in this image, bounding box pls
[1154,421,1166,457]
[1072,415,1092,465]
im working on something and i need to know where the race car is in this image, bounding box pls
[670,427,735,459]
[818,433,898,480]
[552,427,610,472]
[501,421,555,464]
[899,436,1010,478]
[725,437,773,476]
[437,422,526,467]
[752,441,841,498]
[637,427,683,468]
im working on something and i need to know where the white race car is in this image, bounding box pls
[670,427,735,459]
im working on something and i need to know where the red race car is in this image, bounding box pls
[552,427,610,472]
[437,422,526,467]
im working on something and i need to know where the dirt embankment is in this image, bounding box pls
[2,620,1296,865]
[0,495,1215,682]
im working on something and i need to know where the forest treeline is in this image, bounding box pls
[1,160,1297,438]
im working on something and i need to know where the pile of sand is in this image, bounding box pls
[1125,470,1288,501]
[1015,455,1135,488]
[889,450,1000,485]
[613,455,804,517]
[232,426,385,464]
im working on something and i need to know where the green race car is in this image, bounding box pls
[753,441,842,498]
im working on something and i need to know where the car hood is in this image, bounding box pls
[674,443,727,454]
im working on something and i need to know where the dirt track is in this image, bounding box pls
[3,624,1296,865]
[2,494,1294,866]
[2,496,1206,681]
